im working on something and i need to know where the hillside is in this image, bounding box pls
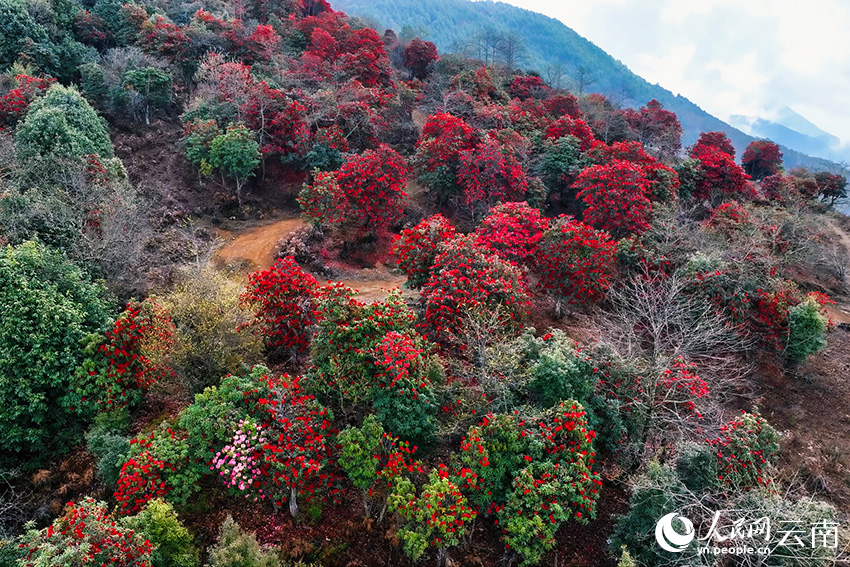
[333,0,838,170]
[1,1,849,566]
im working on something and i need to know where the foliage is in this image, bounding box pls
[15,84,113,163]
[545,116,595,151]
[0,241,110,465]
[693,131,736,156]
[742,139,783,180]
[17,498,152,566]
[391,214,457,289]
[689,143,752,203]
[335,145,409,232]
[786,294,830,364]
[122,67,172,125]
[241,256,318,362]
[207,516,281,567]
[371,331,438,445]
[208,123,261,205]
[413,112,478,205]
[86,410,131,486]
[535,215,617,307]
[388,468,476,563]
[308,285,418,417]
[121,499,198,567]
[161,268,262,393]
[211,418,268,500]
[0,74,55,128]
[115,424,201,514]
[457,136,528,213]
[421,235,531,348]
[707,410,779,491]
[76,298,175,411]
[573,159,654,238]
[402,38,438,79]
[473,201,548,266]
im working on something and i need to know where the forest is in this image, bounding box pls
[0,0,848,566]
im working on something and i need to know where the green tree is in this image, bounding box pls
[0,0,49,71]
[121,499,199,567]
[207,516,281,567]
[15,84,113,163]
[123,67,172,125]
[0,241,111,465]
[208,123,260,206]
[786,295,829,364]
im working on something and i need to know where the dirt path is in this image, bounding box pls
[214,217,306,271]
[212,216,412,302]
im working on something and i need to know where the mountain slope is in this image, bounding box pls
[332,0,837,171]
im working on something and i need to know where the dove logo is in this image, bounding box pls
[655,512,695,552]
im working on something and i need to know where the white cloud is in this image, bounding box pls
[500,0,850,147]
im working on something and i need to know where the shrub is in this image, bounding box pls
[536,215,617,309]
[211,418,268,501]
[388,468,476,564]
[0,0,49,71]
[241,257,318,362]
[86,411,131,486]
[163,268,262,392]
[115,424,201,514]
[178,366,276,467]
[390,214,457,289]
[473,201,548,266]
[527,330,596,410]
[675,441,719,494]
[207,516,281,567]
[121,499,198,567]
[573,160,653,238]
[17,498,153,566]
[0,241,110,465]
[371,331,438,446]
[308,286,418,417]
[122,67,172,125]
[707,410,779,491]
[786,294,829,364]
[413,113,478,205]
[208,123,261,206]
[421,235,531,348]
[457,137,528,213]
[15,84,113,163]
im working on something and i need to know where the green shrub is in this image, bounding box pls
[207,516,281,567]
[527,330,595,408]
[15,84,113,162]
[86,411,131,486]
[675,441,719,494]
[121,499,198,567]
[178,366,275,466]
[0,0,49,70]
[0,241,111,465]
[708,410,779,491]
[122,67,172,125]
[786,295,829,364]
[337,415,384,493]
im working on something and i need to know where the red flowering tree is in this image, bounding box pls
[241,257,318,361]
[573,160,654,238]
[707,410,779,491]
[623,99,682,159]
[391,214,457,288]
[507,75,549,101]
[457,137,528,213]
[18,498,153,566]
[742,139,783,180]
[421,236,531,348]
[402,38,438,80]
[336,144,409,231]
[545,116,596,151]
[536,216,617,311]
[260,375,340,517]
[692,131,736,157]
[544,93,581,119]
[0,74,55,128]
[814,171,848,206]
[414,113,479,205]
[473,201,548,266]
[690,145,752,204]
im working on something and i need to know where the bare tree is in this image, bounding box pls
[496,31,527,71]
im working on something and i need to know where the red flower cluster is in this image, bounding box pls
[545,116,596,151]
[457,136,528,208]
[536,216,618,305]
[114,450,175,515]
[20,498,153,566]
[99,299,175,408]
[690,143,753,203]
[335,144,409,231]
[573,159,654,238]
[391,214,457,289]
[473,201,548,266]
[707,411,779,491]
[241,256,318,360]
[421,236,531,346]
[0,75,55,129]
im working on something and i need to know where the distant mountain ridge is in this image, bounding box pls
[332,0,840,172]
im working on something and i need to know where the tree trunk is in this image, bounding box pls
[289,486,299,519]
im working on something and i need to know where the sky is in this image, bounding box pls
[497,0,850,151]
